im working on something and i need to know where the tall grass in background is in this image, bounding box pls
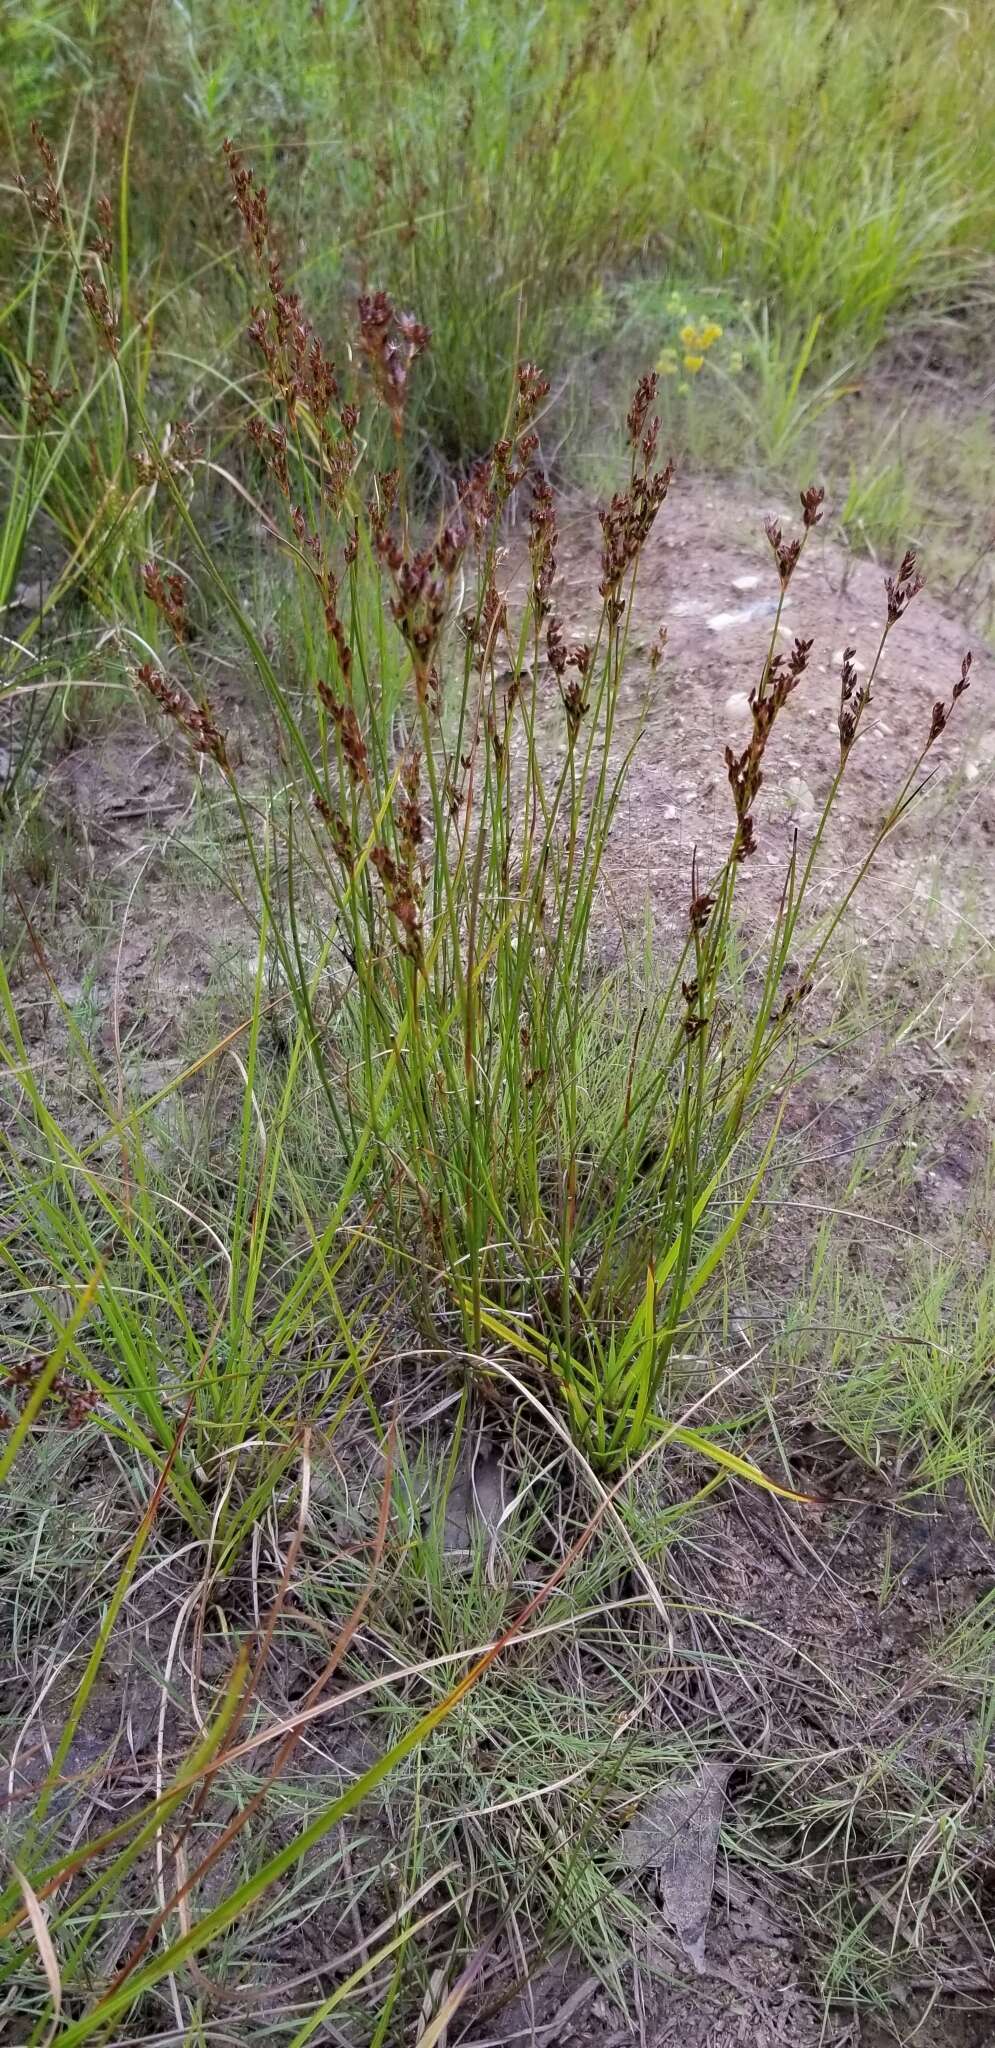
[2,0,994,464]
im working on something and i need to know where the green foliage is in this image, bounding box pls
[3,0,995,462]
[1,10,993,2037]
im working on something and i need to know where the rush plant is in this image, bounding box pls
[104,144,970,1473]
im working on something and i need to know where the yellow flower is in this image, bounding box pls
[683,353,705,374]
[679,322,698,348]
[699,322,723,349]
[656,348,678,375]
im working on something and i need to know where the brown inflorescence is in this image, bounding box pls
[726,637,813,856]
[357,290,431,434]
[372,843,423,967]
[528,472,558,625]
[599,460,673,619]
[1,1355,98,1432]
[18,124,66,231]
[546,619,591,736]
[927,651,972,748]
[463,577,509,676]
[317,686,368,786]
[837,645,865,762]
[80,272,119,356]
[142,560,190,643]
[312,793,355,867]
[885,547,925,625]
[88,192,114,262]
[135,663,228,769]
[373,511,469,705]
[763,516,802,590]
[626,370,661,468]
[27,364,71,430]
[226,140,354,507]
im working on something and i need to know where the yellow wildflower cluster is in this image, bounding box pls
[656,316,724,379]
[678,319,722,373]
[654,303,736,387]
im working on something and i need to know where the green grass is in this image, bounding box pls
[4,0,995,459]
[1,3,995,2038]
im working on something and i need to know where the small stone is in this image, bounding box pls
[783,775,817,822]
[707,600,778,633]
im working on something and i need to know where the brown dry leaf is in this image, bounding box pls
[620,1761,733,1972]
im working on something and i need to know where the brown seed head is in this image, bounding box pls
[764,516,802,589]
[626,372,660,455]
[136,664,227,768]
[925,648,972,751]
[885,548,925,625]
[357,290,430,433]
[142,560,190,643]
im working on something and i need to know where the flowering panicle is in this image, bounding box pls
[142,560,190,643]
[546,619,591,736]
[247,417,292,497]
[1,1355,98,1432]
[461,455,499,543]
[27,364,71,430]
[763,517,801,589]
[397,750,423,862]
[528,472,558,625]
[88,192,113,262]
[373,512,468,703]
[136,664,228,769]
[599,462,673,617]
[689,883,716,931]
[80,271,120,355]
[312,793,355,867]
[775,976,814,1024]
[372,851,422,966]
[763,489,823,589]
[837,646,865,761]
[133,420,200,490]
[357,290,430,433]
[226,140,354,503]
[927,651,972,748]
[224,139,270,261]
[626,370,661,467]
[18,129,119,351]
[726,637,813,857]
[886,547,925,625]
[18,124,66,231]
[515,362,550,425]
[318,686,368,786]
[488,362,551,501]
[462,578,508,676]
